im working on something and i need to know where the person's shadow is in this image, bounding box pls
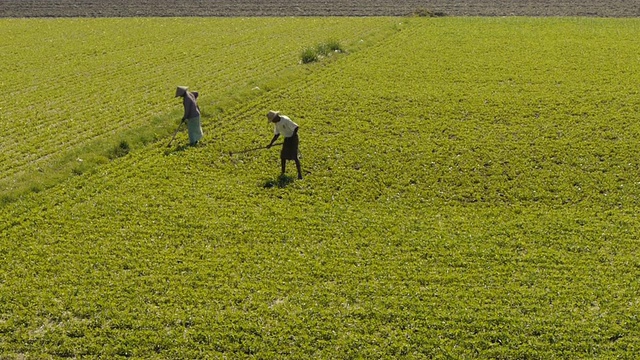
[263,174,295,189]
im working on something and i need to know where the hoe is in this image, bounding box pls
[229,142,283,156]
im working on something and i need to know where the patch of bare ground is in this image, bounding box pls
[1,0,638,17]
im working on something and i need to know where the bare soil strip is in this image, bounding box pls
[1,0,638,17]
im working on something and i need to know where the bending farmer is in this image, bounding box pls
[267,110,302,180]
[175,86,203,145]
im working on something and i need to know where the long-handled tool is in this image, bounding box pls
[167,120,184,147]
[229,142,283,155]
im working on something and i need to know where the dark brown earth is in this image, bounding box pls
[1,0,639,17]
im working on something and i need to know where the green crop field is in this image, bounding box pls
[1,17,640,359]
[0,17,389,200]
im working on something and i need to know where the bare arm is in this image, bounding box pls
[267,134,280,148]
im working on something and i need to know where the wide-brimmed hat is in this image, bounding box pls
[175,86,188,97]
[267,110,280,122]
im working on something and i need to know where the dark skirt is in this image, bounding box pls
[281,133,299,160]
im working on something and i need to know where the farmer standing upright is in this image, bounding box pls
[266,110,303,179]
[175,86,203,146]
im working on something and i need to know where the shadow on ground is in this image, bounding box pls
[263,174,295,189]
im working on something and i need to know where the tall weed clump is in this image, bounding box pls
[300,39,344,64]
[300,47,319,64]
[109,140,131,160]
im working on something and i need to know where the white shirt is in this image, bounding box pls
[274,115,298,138]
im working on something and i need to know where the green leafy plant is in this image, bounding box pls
[301,39,344,63]
[109,140,131,159]
[300,47,319,63]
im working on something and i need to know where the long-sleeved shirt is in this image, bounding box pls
[183,91,200,120]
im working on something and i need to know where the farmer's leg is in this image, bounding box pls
[281,159,286,175]
[295,159,302,179]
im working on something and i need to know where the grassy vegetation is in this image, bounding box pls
[0,17,390,202]
[300,39,344,63]
[1,17,640,358]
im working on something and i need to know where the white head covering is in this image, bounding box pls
[267,110,280,122]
